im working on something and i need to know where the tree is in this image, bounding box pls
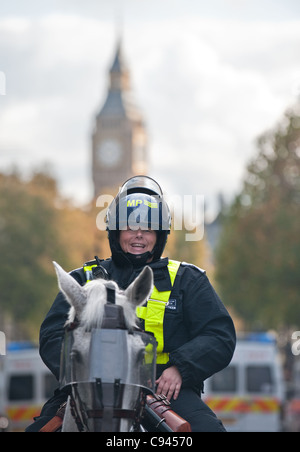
[0,170,111,339]
[165,226,211,272]
[215,104,300,329]
[0,170,64,338]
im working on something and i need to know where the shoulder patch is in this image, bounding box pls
[181,261,206,274]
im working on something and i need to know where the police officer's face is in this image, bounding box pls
[119,228,157,257]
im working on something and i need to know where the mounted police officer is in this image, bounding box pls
[26,175,236,432]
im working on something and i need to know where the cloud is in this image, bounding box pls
[128,18,300,206]
[0,11,300,213]
[0,14,113,201]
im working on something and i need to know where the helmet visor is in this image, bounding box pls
[107,193,170,231]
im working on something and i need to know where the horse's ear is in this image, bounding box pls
[125,266,153,307]
[53,261,86,318]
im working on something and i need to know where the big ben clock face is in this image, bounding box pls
[96,139,122,168]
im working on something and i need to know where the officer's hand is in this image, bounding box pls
[155,365,182,401]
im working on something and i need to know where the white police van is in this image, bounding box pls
[0,343,58,431]
[203,333,285,432]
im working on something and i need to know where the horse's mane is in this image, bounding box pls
[67,279,138,332]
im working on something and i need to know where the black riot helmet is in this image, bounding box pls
[106,176,171,267]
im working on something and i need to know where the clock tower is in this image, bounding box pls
[92,40,148,197]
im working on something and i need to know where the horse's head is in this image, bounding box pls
[53,262,156,431]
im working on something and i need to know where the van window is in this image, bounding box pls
[210,365,237,392]
[8,375,34,401]
[246,365,273,393]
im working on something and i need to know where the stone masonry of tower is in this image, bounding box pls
[91,40,148,197]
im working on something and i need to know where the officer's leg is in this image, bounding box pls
[25,387,68,432]
[170,388,226,432]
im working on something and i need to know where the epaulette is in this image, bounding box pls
[83,255,104,267]
[181,261,206,274]
[83,256,109,282]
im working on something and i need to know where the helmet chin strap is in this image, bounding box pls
[125,249,154,267]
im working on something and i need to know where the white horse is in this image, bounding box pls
[53,262,155,432]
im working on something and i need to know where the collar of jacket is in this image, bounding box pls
[101,257,173,292]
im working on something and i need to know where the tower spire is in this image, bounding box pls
[109,38,130,92]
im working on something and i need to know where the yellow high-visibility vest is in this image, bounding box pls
[136,260,181,364]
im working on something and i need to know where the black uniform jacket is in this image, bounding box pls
[40,257,236,393]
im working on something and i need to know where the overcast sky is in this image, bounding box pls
[0,0,300,218]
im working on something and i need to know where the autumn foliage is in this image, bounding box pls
[215,104,300,329]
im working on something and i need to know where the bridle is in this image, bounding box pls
[65,286,145,432]
[69,378,145,432]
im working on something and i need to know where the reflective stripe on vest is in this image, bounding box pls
[136,260,181,364]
